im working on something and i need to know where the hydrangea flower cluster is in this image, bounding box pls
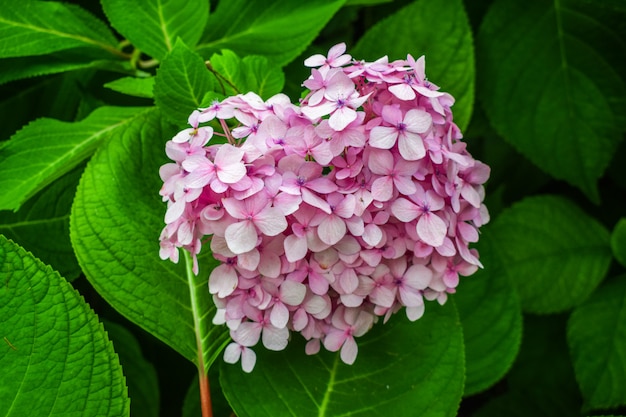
[159,43,490,372]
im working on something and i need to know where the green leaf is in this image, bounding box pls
[0,105,148,211]
[0,235,129,417]
[474,315,582,417]
[0,49,130,86]
[490,195,611,314]
[103,320,160,417]
[0,1,119,58]
[352,0,474,131]
[454,229,523,396]
[568,277,626,411]
[101,0,208,60]
[477,0,626,202]
[221,303,464,417]
[0,166,82,281]
[154,39,215,124]
[208,50,285,98]
[104,76,155,99]
[611,219,626,268]
[197,0,346,66]
[70,107,229,374]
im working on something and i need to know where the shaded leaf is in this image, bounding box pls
[474,315,582,417]
[154,39,215,124]
[70,107,229,374]
[477,0,626,201]
[101,0,209,60]
[352,0,474,131]
[0,105,149,211]
[0,235,129,417]
[0,166,82,281]
[455,229,523,396]
[568,276,626,411]
[197,0,346,66]
[0,1,119,58]
[490,195,611,313]
[611,219,626,268]
[221,303,464,417]
[104,320,160,417]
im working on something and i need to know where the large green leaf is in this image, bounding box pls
[568,277,626,412]
[0,167,82,281]
[103,320,160,417]
[101,0,208,61]
[352,0,475,131]
[0,106,148,211]
[474,315,582,417]
[454,229,522,396]
[0,235,129,417]
[70,107,229,374]
[221,303,464,417]
[477,0,626,202]
[490,195,611,313]
[0,1,120,58]
[197,0,346,66]
[154,39,215,124]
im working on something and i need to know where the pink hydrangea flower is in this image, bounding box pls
[159,43,490,373]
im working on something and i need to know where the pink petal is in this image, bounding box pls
[391,198,420,222]
[417,213,447,247]
[371,176,394,202]
[367,148,393,175]
[284,234,308,263]
[215,145,247,184]
[393,175,418,196]
[405,304,425,321]
[323,329,346,352]
[362,224,383,247]
[280,280,307,305]
[225,221,258,254]
[404,264,433,290]
[209,264,238,298]
[340,336,358,365]
[240,348,256,373]
[262,326,289,350]
[329,107,357,131]
[317,214,346,245]
[304,53,326,67]
[223,343,242,364]
[237,249,260,272]
[398,133,426,161]
[270,302,290,329]
[254,207,288,236]
[236,322,262,346]
[388,83,416,101]
[369,126,398,149]
[404,109,432,133]
[309,271,330,295]
[258,251,280,278]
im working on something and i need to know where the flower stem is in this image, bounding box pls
[198,369,213,417]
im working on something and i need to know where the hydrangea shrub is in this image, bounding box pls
[1,0,625,416]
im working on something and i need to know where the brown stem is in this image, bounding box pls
[198,369,213,417]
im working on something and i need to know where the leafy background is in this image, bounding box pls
[1,0,625,416]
